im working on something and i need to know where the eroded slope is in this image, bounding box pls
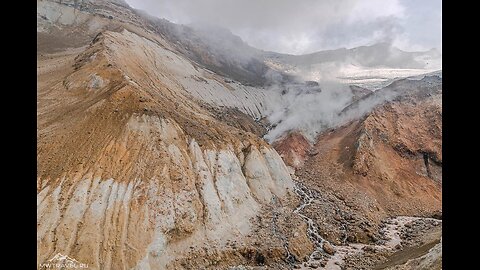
[37,29,313,269]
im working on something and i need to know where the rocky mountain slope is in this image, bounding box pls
[37,0,442,269]
[37,1,315,269]
[264,43,441,90]
[272,76,442,269]
[264,42,441,70]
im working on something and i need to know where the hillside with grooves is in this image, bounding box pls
[37,2,314,269]
[37,1,442,269]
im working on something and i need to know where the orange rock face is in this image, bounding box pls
[273,132,312,170]
[298,89,442,226]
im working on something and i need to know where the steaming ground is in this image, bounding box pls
[263,70,441,143]
[263,81,352,142]
[261,42,441,143]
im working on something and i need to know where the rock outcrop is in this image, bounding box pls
[272,132,312,170]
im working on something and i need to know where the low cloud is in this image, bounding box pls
[126,0,441,54]
[263,79,354,142]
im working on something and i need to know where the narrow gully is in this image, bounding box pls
[288,180,442,269]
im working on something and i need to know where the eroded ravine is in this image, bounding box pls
[290,179,442,269]
[291,180,336,269]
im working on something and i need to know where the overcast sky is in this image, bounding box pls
[125,0,441,55]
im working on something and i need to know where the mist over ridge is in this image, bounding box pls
[125,0,441,55]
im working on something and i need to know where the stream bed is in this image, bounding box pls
[291,181,442,270]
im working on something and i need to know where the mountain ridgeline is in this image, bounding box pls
[37,0,442,269]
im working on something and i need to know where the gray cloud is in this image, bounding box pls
[125,0,441,54]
